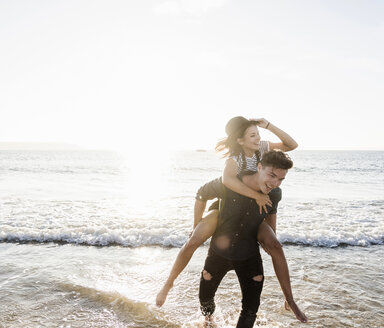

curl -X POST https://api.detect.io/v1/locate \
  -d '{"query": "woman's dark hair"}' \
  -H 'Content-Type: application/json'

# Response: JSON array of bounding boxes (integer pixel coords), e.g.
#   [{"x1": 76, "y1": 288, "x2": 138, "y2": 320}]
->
[
  {"x1": 260, "y1": 150, "x2": 293, "y2": 170},
  {"x1": 215, "y1": 120, "x2": 259, "y2": 157}
]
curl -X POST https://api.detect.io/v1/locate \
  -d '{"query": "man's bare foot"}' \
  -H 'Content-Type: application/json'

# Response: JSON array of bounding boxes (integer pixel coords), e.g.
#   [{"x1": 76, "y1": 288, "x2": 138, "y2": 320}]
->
[
  {"x1": 203, "y1": 315, "x2": 215, "y2": 328},
  {"x1": 156, "y1": 282, "x2": 173, "y2": 307},
  {"x1": 284, "y1": 299, "x2": 308, "y2": 323}
]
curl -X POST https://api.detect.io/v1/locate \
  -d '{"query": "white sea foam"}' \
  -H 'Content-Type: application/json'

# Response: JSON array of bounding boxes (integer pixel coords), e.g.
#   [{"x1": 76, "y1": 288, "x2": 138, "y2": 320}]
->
[{"x1": 1, "y1": 226, "x2": 383, "y2": 248}]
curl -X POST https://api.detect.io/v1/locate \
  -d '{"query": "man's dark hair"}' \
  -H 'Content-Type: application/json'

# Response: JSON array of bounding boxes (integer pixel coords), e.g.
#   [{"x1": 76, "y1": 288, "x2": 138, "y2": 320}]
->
[{"x1": 260, "y1": 150, "x2": 293, "y2": 170}]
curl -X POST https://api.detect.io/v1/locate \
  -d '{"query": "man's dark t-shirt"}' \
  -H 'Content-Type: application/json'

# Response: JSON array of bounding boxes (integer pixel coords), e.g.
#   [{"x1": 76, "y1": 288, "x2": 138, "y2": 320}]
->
[{"x1": 195, "y1": 177, "x2": 282, "y2": 261}]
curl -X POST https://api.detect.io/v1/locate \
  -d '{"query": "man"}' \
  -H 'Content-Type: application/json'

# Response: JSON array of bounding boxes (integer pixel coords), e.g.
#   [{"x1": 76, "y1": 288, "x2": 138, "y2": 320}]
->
[{"x1": 196, "y1": 150, "x2": 293, "y2": 328}]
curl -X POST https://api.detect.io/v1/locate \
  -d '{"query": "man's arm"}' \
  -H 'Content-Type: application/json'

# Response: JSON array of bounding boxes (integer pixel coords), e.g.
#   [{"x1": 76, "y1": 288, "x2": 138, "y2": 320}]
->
[
  {"x1": 263, "y1": 187, "x2": 281, "y2": 234},
  {"x1": 264, "y1": 214, "x2": 276, "y2": 234}
]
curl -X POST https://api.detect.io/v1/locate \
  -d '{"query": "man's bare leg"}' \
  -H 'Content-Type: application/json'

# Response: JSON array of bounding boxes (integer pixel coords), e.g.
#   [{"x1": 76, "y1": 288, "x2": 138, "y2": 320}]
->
[
  {"x1": 258, "y1": 222, "x2": 308, "y2": 323},
  {"x1": 156, "y1": 210, "x2": 218, "y2": 307}
]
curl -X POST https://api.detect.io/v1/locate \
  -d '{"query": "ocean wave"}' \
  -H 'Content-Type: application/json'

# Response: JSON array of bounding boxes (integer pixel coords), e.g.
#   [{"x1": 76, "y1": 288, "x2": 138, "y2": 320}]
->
[
  {"x1": 278, "y1": 234, "x2": 384, "y2": 247},
  {"x1": 1, "y1": 230, "x2": 383, "y2": 248},
  {"x1": 0, "y1": 230, "x2": 189, "y2": 248}
]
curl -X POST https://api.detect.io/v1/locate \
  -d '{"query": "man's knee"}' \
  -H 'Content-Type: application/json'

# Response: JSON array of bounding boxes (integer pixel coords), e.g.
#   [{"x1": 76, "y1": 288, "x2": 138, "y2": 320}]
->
[
  {"x1": 252, "y1": 274, "x2": 263, "y2": 282},
  {"x1": 202, "y1": 270, "x2": 212, "y2": 281}
]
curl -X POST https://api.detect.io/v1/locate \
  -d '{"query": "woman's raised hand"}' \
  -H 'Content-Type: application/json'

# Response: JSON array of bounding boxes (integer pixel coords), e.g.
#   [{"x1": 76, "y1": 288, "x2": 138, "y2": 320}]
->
[{"x1": 249, "y1": 118, "x2": 269, "y2": 129}]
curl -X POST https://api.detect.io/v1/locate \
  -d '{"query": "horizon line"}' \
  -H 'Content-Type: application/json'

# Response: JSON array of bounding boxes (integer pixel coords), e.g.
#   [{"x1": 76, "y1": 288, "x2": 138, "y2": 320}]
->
[{"x1": 0, "y1": 142, "x2": 383, "y2": 152}]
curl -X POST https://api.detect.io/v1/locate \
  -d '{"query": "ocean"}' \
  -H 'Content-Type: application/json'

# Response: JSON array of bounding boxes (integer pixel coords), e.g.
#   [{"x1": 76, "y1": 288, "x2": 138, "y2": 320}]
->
[{"x1": 0, "y1": 150, "x2": 383, "y2": 328}]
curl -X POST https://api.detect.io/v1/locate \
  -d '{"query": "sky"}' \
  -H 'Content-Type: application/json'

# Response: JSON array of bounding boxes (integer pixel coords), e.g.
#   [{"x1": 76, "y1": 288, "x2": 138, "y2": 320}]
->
[{"x1": 1, "y1": 0, "x2": 383, "y2": 151}]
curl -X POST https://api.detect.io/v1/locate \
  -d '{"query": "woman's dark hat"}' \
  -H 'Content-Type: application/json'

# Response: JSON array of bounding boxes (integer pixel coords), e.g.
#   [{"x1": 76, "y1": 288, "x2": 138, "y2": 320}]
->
[{"x1": 225, "y1": 116, "x2": 249, "y2": 136}]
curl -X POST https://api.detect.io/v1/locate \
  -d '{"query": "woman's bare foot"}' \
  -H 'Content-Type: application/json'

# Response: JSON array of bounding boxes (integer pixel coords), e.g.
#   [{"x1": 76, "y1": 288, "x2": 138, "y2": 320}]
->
[
  {"x1": 156, "y1": 282, "x2": 173, "y2": 307},
  {"x1": 284, "y1": 299, "x2": 308, "y2": 323}
]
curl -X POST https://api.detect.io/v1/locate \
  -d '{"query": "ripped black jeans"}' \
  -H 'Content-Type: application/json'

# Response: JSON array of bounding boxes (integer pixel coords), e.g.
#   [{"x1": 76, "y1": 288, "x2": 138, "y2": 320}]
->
[{"x1": 199, "y1": 248, "x2": 264, "y2": 328}]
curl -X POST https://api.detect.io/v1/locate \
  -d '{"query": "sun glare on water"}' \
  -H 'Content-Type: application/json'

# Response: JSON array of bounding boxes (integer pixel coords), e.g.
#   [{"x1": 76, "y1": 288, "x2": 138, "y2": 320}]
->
[{"x1": 118, "y1": 148, "x2": 173, "y2": 207}]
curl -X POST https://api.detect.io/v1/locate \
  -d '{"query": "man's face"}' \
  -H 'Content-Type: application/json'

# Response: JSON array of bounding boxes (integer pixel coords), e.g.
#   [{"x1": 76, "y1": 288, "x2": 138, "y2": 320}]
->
[{"x1": 257, "y1": 164, "x2": 288, "y2": 194}]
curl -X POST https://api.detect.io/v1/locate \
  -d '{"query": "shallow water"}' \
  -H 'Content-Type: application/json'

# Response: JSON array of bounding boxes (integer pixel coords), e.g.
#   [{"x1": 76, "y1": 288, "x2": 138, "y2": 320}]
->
[
  {"x1": 0, "y1": 150, "x2": 383, "y2": 327},
  {"x1": 0, "y1": 243, "x2": 383, "y2": 328}
]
